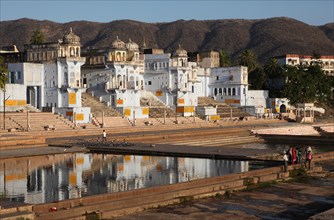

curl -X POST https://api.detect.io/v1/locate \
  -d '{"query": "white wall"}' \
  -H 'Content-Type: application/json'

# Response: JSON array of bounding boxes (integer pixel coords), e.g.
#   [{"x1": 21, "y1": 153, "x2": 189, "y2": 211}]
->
[
  {"x1": 53, "y1": 107, "x2": 91, "y2": 124},
  {"x1": 0, "y1": 84, "x2": 26, "y2": 110},
  {"x1": 247, "y1": 90, "x2": 269, "y2": 108}
]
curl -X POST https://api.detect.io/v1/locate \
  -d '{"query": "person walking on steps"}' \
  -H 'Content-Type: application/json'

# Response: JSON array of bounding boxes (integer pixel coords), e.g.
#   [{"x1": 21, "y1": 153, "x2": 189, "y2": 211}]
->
[{"x1": 102, "y1": 129, "x2": 107, "y2": 143}]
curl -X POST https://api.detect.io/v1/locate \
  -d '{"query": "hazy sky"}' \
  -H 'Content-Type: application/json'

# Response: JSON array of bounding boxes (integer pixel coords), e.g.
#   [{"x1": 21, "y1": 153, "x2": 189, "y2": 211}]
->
[{"x1": 0, "y1": 0, "x2": 333, "y2": 25}]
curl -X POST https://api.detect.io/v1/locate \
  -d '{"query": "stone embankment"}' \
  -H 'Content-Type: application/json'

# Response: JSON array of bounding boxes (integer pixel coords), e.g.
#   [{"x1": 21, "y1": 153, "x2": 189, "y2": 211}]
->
[
  {"x1": 251, "y1": 123, "x2": 334, "y2": 145},
  {"x1": 1, "y1": 151, "x2": 330, "y2": 220}
]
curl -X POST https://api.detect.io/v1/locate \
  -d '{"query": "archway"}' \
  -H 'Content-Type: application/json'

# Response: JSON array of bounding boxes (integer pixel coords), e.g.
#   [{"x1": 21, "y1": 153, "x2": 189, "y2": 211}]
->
[{"x1": 280, "y1": 104, "x2": 287, "y2": 113}]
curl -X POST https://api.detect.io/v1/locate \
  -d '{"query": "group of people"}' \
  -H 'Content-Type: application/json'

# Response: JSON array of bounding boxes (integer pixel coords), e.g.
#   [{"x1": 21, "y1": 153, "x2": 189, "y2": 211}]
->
[{"x1": 283, "y1": 145, "x2": 313, "y2": 171}]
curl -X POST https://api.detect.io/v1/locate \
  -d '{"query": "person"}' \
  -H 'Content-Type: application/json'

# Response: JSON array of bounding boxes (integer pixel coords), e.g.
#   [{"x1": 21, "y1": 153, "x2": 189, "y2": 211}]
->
[
  {"x1": 297, "y1": 147, "x2": 302, "y2": 164},
  {"x1": 304, "y1": 150, "x2": 313, "y2": 170},
  {"x1": 307, "y1": 145, "x2": 313, "y2": 153},
  {"x1": 283, "y1": 151, "x2": 289, "y2": 172},
  {"x1": 102, "y1": 129, "x2": 107, "y2": 143},
  {"x1": 288, "y1": 146, "x2": 293, "y2": 165},
  {"x1": 291, "y1": 146, "x2": 297, "y2": 165}
]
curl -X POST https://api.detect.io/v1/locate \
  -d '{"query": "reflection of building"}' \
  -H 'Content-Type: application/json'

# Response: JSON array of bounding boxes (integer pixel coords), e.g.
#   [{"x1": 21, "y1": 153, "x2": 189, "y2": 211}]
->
[
  {"x1": 0, "y1": 154, "x2": 92, "y2": 204},
  {"x1": 0, "y1": 153, "x2": 250, "y2": 204}
]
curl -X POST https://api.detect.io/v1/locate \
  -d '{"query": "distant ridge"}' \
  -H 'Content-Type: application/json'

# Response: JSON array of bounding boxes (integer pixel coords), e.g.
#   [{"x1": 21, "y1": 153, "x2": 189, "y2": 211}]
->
[{"x1": 1, "y1": 17, "x2": 333, "y2": 62}]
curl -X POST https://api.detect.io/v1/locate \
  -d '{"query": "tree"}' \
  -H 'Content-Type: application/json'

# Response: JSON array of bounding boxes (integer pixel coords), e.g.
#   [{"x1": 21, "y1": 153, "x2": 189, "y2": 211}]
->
[
  {"x1": 0, "y1": 57, "x2": 8, "y2": 90},
  {"x1": 263, "y1": 58, "x2": 285, "y2": 98},
  {"x1": 237, "y1": 49, "x2": 257, "y2": 72},
  {"x1": 219, "y1": 50, "x2": 232, "y2": 67},
  {"x1": 30, "y1": 29, "x2": 45, "y2": 44},
  {"x1": 249, "y1": 67, "x2": 266, "y2": 90},
  {"x1": 264, "y1": 58, "x2": 283, "y2": 78},
  {"x1": 311, "y1": 51, "x2": 322, "y2": 66},
  {"x1": 283, "y1": 65, "x2": 334, "y2": 106}
]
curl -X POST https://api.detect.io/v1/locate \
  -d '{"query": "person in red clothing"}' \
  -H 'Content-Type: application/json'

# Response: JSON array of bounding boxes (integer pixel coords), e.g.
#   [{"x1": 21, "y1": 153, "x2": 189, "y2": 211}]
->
[
  {"x1": 291, "y1": 146, "x2": 297, "y2": 165},
  {"x1": 304, "y1": 150, "x2": 313, "y2": 170}
]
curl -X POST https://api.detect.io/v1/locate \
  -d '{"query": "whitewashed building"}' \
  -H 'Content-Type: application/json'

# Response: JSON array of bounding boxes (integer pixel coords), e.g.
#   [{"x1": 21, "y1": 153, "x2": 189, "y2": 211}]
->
[
  {"x1": 82, "y1": 37, "x2": 148, "y2": 119},
  {"x1": 276, "y1": 54, "x2": 334, "y2": 76},
  {"x1": 2, "y1": 29, "x2": 90, "y2": 124},
  {"x1": 144, "y1": 46, "x2": 199, "y2": 116}
]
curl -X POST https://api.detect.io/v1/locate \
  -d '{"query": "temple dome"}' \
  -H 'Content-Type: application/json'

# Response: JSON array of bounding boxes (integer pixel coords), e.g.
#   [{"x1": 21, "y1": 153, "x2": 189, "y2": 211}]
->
[
  {"x1": 62, "y1": 28, "x2": 80, "y2": 44},
  {"x1": 112, "y1": 36, "x2": 126, "y2": 49},
  {"x1": 173, "y1": 45, "x2": 187, "y2": 57},
  {"x1": 125, "y1": 38, "x2": 139, "y2": 51}
]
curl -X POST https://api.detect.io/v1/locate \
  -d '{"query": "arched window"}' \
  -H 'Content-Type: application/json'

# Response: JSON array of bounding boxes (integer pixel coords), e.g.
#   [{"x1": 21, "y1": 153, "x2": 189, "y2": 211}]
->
[
  {"x1": 116, "y1": 52, "x2": 121, "y2": 61},
  {"x1": 232, "y1": 88, "x2": 236, "y2": 96},
  {"x1": 223, "y1": 88, "x2": 226, "y2": 96},
  {"x1": 228, "y1": 88, "x2": 231, "y2": 96},
  {"x1": 76, "y1": 47, "x2": 79, "y2": 56},
  {"x1": 214, "y1": 88, "x2": 217, "y2": 96},
  {"x1": 219, "y1": 88, "x2": 222, "y2": 95},
  {"x1": 117, "y1": 75, "x2": 122, "y2": 87}
]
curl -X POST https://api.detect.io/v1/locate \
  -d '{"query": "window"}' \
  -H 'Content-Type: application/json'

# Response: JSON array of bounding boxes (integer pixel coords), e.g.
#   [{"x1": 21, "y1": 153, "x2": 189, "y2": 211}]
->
[
  {"x1": 148, "y1": 81, "x2": 152, "y2": 85},
  {"x1": 17, "y1": 71, "x2": 21, "y2": 80},
  {"x1": 232, "y1": 88, "x2": 236, "y2": 96},
  {"x1": 216, "y1": 76, "x2": 219, "y2": 80}
]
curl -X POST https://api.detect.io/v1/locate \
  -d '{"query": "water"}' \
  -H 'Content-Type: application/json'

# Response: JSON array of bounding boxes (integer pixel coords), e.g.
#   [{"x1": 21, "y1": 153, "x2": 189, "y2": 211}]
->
[{"x1": 0, "y1": 153, "x2": 272, "y2": 205}]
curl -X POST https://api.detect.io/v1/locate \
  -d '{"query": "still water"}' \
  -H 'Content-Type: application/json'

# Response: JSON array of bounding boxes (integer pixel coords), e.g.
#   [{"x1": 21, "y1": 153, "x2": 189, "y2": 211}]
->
[{"x1": 0, "y1": 153, "x2": 272, "y2": 204}]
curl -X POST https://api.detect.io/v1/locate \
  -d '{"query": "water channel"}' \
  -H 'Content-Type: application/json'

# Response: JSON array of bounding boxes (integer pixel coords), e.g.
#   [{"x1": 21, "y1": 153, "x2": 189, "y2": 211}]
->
[{"x1": 0, "y1": 153, "x2": 276, "y2": 205}]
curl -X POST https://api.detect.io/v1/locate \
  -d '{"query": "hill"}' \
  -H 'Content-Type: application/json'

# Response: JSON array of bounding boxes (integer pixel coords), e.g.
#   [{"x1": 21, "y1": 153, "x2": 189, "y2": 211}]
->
[{"x1": 1, "y1": 17, "x2": 333, "y2": 63}]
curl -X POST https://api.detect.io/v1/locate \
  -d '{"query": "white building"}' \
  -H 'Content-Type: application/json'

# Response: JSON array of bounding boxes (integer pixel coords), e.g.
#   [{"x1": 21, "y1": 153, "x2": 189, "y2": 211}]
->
[
  {"x1": 276, "y1": 54, "x2": 334, "y2": 76},
  {"x1": 143, "y1": 46, "x2": 199, "y2": 116},
  {"x1": 83, "y1": 44, "x2": 269, "y2": 118},
  {"x1": 1, "y1": 29, "x2": 90, "y2": 124},
  {"x1": 82, "y1": 37, "x2": 148, "y2": 119}
]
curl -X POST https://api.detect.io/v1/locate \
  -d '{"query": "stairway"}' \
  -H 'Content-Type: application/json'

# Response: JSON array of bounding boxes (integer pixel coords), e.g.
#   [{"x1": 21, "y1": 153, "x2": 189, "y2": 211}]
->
[
  {"x1": 82, "y1": 92, "x2": 120, "y2": 117},
  {"x1": 197, "y1": 97, "x2": 251, "y2": 118},
  {"x1": 140, "y1": 91, "x2": 179, "y2": 118},
  {"x1": 0, "y1": 203, "x2": 34, "y2": 220}
]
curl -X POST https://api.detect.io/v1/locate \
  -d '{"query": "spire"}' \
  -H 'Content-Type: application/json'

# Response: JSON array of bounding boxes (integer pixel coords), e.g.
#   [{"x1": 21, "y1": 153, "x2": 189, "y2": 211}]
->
[
  {"x1": 142, "y1": 36, "x2": 147, "y2": 49},
  {"x1": 70, "y1": 27, "x2": 73, "y2": 33}
]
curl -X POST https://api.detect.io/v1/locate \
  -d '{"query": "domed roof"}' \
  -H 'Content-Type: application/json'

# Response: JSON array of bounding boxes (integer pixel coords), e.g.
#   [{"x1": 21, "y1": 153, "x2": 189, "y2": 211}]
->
[
  {"x1": 62, "y1": 28, "x2": 80, "y2": 44},
  {"x1": 112, "y1": 36, "x2": 126, "y2": 49},
  {"x1": 173, "y1": 45, "x2": 187, "y2": 57},
  {"x1": 125, "y1": 38, "x2": 139, "y2": 51}
]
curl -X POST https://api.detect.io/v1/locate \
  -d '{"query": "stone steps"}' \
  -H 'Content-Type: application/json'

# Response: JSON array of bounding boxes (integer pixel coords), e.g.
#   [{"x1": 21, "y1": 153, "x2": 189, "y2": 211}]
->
[
  {"x1": 82, "y1": 92, "x2": 120, "y2": 117},
  {"x1": 0, "y1": 204, "x2": 33, "y2": 220},
  {"x1": 1, "y1": 112, "x2": 76, "y2": 132}
]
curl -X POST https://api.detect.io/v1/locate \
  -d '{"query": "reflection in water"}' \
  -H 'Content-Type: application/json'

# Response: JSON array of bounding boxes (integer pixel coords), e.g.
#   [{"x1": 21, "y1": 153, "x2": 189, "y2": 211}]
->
[{"x1": 1, "y1": 153, "x2": 264, "y2": 204}]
